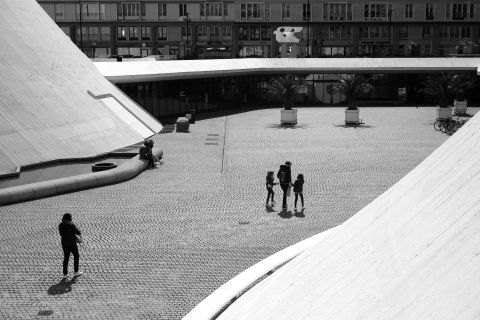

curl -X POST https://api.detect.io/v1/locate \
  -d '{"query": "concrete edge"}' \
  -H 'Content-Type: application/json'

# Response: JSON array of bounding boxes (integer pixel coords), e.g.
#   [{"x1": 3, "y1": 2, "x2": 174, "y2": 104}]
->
[
  {"x1": 182, "y1": 226, "x2": 339, "y2": 320},
  {"x1": 0, "y1": 148, "x2": 163, "y2": 206}
]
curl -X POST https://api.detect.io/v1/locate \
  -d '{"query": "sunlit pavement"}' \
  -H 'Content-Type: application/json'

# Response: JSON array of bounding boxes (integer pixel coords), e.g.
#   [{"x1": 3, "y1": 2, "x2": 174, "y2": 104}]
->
[{"x1": 1, "y1": 106, "x2": 475, "y2": 319}]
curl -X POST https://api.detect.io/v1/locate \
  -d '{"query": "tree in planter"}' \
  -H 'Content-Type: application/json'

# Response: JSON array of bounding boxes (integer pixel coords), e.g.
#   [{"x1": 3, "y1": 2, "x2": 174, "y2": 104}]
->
[
  {"x1": 266, "y1": 74, "x2": 306, "y2": 110},
  {"x1": 327, "y1": 74, "x2": 373, "y2": 110},
  {"x1": 420, "y1": 73, "x2": 474, "y2": 108}
]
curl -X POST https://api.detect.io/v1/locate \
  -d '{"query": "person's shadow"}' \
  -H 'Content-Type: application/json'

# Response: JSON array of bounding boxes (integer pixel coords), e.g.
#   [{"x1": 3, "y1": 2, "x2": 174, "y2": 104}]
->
[
  {"x1": 47, "y1": 277, "x2": 78, "y2": 295},
  {"x1": 278, "y1": 209, "x2": 293, "y2": 219}
]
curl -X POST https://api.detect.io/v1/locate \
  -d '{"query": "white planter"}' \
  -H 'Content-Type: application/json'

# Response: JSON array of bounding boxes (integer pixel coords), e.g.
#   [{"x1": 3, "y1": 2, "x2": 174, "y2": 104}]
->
[
  {"x1": 453, "y1": 100, "x2": 467, "y2": 115},
  {"x1": 281, "y1": 108, "x2": 297, "y2": 124},
  {"x1": 345, "y1": 109, "x2": 360, "y2": 124},
  {"x1": 436, "y1": 106, "x2": 452, "y2": 120}
]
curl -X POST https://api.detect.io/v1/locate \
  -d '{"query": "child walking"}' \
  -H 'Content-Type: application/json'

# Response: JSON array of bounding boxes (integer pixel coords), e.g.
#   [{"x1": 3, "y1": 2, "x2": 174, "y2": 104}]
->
[
  {"x1": 293, "y1": 174, "x2": 305, "y2": 210},
  {"x1": 265, "y1": 171, "x2": 277, "y2": 206}
]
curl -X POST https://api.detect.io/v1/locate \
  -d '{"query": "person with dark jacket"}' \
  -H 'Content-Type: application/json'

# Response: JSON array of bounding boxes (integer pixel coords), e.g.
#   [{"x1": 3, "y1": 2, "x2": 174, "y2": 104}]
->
[
  {"x1": 139, "y1": 139, "x2": 155, "y2": 169},
  {"x1": 59, "y1": 213, "x2": 83, "y2": 279},
  {"x1": 293, "y1": 174, "x2": 305, "y2": 210},
  {"x1": 277, "y1": 161, "x2": 292, "y2": 209}
]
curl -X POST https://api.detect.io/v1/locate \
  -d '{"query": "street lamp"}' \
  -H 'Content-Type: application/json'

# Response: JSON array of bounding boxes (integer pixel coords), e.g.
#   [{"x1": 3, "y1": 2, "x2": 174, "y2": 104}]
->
[
  {"x1": 79, "y1": 0, "x2": 83, "y2": 52},
  {"x1": 306, "y1": 0, "x2": 311, "y2": 57},
  {"x1": 388, "y1": 8, "x2": 394, "y2": 56},
  {"x1": 184, "y1": 11, "x2": 190, "y2": 58}
]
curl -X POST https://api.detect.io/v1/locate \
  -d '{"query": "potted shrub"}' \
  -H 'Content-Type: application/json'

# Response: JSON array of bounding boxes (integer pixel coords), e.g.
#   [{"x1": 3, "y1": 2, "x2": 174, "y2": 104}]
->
[
  {"x1": 453, "y1": 90, "x2": 467, "y2": 115},
  {"x1": 327, "y1": 74, "x2": 373, "y2": 125},
  {"x1": 266, "y1": 74, "x2": 305, "y2": 125},
  {"x1": 420, "y1": 73, "x2": 473, "y2": 121}
]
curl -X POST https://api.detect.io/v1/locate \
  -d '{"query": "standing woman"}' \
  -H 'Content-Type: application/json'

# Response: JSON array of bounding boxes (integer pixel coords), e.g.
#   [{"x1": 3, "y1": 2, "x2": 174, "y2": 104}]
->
[
  {"x1": 59, "y1": 213, "x2": 83, "y2": 280},
  {"x1": 277, "y1": 161, "x2": 293, "y2": 210}
]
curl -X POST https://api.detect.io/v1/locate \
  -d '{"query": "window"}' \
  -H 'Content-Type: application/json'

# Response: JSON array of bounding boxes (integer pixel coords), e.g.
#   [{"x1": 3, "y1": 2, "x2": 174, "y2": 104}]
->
[
  {"x1": 261, "y1": 26, "x2": 271, "y2": 40},
  {"x1": 118, "y1": 2, "x2": 142, "y2": 20},
  {"x1": 117, "y1": 27, "x2": 127, "y2": 40},
  {"x1": 404, "y1": 4, "x2": 413, "y2": 19},
  {"x1": 303, "y1": 2, "x2": 311, "y2": 21},
  {"x1": 282, "y1": 3, "x2": 290, "y2": 20},
  {"x1": 181, "y1": 26, "x2": 192, "y2": 37},
  {"x1": 211, "y1": 25, "x2": 221, "y2": 37},
  {"x1": 461, "y1": 26, "x2": 471, "y2": 38},
  {"x1": 88, "y1": 26, "x2": 100, "y2": 41},
  {"x1": 129, "y1": 26, "x2": 139, "y2": 40},
  {"x1": 239, "y1": 26, "x2": 249, "y2": 40},
  {"x1": 323, "y1": 3, "x2": 352, "y2": 21},
  {"x1": 222, "y1": 26, "x2": 232, "y2": 37},
  {"x1": 203, "y1": 2, "x2": 224, "y2": 17},
  {"x1": 399, "y1": 26, "x2": 408, "y2": 39},
  {"x1": 364, "y1": 3, "x2": 391, "y2": 20},
  {"x1": 179, "y1": 3, "x2": 188, "y2": 17},
  {"x1": 158, "y1": 3, "x2": 167, "y2": 17},
  {"x1": 422, "y1": 26, "x2": 432, "y2": 39},
  {"x1": 439, "y1": 26, "x2": 449, "y2": 38},
  {"x1": 198, "y1": 26, "x2": 207, "y2": 37},
  {"x1": 99, "y1": 4, "x2": 105, "y2": 20},
  {"x1": 358, "y1": 25, "x2": 389, "y2": 39},
  {"x1": 100, "y1": 27, "x2": 110, "y2": 41},
  {"x1": 141, "y1": 27, "x2": 151, "y2": 41},
  {"x1": 250, "y1": 26, "x2": 260, "y2": 40},
  {"x1": 329, "y1": 26, "x2": 341, "y2": 40},
  {"x1": 76, "y1": 2, "x2": 101, "y2": 20},
  {"x1": 450, "y1": 26, "x2": 460, "y2": 38},
  {"x1": 157, "y1": 26, "x2": 167, "y2": 40},
  {"x1": 425, "y1": 3, "x2": 434, "y2": 20},
  {"x1": 240, "y1": 2, "x2": 270, "y2": 20},
  {"x1": 448, "y1": 2, "x2": 475, "y2": 20},
  {"x1": 54, "y1": 4, "x2": 64, "y2": 21}
]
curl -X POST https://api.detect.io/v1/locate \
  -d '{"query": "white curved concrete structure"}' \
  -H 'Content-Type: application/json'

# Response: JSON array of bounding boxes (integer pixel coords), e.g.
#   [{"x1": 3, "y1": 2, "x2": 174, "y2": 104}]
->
[
  {"x1": 0, "y1": 1, "x2": 162, "y2": 175},
  {"x1": 95, "y1": 57, "x2": 480, "y2": 83},
  {"x1": 214, "y1": 109, "x2": 480, "y2": 319}
]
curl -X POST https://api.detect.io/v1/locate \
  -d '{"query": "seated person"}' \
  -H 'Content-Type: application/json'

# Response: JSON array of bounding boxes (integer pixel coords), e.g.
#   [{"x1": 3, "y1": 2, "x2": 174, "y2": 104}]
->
[{"x1": 139, "y1": 140, "x2": 155, "y2": 168}]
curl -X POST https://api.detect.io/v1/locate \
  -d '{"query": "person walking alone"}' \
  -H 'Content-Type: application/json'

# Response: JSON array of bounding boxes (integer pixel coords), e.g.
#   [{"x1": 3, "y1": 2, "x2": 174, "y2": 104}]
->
[
  {"x1": 277, "y1": 161, "x2": 292, "y2": 210},
  {"x1": 59, "y1": 213, "x2": 83, "y2": 280}
]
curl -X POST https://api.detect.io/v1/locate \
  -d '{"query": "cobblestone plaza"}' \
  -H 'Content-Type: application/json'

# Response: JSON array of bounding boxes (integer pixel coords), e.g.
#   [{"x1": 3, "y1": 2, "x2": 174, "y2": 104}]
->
[{"x1": 0, "y1": 106, "x2": 471, "y2": 319}]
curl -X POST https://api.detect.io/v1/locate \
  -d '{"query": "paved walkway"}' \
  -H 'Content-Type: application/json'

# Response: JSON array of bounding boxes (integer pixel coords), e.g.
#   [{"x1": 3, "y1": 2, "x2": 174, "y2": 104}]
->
[{"x1": 0, "y1": 107, "x2": 475, "y2": 319}]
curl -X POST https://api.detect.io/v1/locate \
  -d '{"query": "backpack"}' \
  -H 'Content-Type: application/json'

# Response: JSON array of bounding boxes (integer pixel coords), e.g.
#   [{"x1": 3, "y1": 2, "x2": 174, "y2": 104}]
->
[{"x1": 277, "y1": 168, "x2": 286, "y2": 183}]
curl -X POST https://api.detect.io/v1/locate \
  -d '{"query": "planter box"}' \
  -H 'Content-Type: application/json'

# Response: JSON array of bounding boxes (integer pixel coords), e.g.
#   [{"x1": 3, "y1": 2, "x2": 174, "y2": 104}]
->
[
  {"x1": 345, "y1": 109, "x2": 360, "y2": 124},
  {"x1": 453, "y1": 100, "x2": 467, "y2": 115},
  {"x1": 436, "y1": 106, "x2": 452, "y2": 120},
  {"x1": 281, "y1": 108, "x2": 297, "y2": 124}
]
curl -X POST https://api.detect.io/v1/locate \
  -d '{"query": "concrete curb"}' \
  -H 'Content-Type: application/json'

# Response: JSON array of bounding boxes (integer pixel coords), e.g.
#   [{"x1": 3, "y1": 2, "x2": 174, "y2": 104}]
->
[
  {"x1": 182, "y1": 226, "x2": 339, "y2": 320},
  {"x1": 0, "y1": 148, "x2": 163, "y2": 206}
]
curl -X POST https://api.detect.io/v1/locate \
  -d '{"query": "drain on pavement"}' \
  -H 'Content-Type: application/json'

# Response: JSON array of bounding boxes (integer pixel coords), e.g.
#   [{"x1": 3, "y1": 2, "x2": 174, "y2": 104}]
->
[
  {"x1": 205, "y1": 133, "x2": 220, "y2": 145},
  {"x1": 38, "y1": 310, "x2": 53, "y2": 316}
]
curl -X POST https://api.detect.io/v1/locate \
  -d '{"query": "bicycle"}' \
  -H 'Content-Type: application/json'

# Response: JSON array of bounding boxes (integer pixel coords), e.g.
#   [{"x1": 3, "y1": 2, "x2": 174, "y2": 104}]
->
[{"x1": 433, "y1": 116, "x2": 468, "y2": 135}]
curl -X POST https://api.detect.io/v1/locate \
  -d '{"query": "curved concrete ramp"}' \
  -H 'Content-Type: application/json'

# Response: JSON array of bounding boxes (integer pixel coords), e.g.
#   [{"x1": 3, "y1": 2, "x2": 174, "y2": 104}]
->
[
  {"x1": 0, "y1": 1, "x2": 162, "y2": 175},
  {"x1": 217, "y1": 112, "x2": 480, "y2": 319}
]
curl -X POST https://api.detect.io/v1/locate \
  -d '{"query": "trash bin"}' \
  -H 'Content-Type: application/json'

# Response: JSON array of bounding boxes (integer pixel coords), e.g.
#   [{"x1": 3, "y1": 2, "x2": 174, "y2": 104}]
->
[
  {"x1": 116, "y1": 56, "x2": 123, "y2": 62},
  {"x1": 188, "y1": 109, "x2": 196, "y2": 124},
  {"x1": 176, "y1": 117, "x2": 190, "y2": 132}
]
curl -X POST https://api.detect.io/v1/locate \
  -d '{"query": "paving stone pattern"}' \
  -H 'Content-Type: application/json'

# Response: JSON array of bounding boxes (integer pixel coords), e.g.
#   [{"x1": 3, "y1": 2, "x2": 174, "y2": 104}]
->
[{"x1": 0, "y1": 107, "x2": 473, "y2": 319}]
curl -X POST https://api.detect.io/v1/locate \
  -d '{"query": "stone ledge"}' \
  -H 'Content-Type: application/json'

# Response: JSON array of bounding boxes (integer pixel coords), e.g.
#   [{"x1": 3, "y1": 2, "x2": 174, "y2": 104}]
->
[{"x1": 0, "y1": 148, "x2": 163, "y2": 206}]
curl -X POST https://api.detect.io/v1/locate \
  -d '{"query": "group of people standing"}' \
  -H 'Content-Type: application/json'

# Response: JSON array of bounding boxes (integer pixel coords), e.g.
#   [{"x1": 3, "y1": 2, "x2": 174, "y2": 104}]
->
[{"x1": 266, "y1": 161, "x2": 305, "y2": 211}]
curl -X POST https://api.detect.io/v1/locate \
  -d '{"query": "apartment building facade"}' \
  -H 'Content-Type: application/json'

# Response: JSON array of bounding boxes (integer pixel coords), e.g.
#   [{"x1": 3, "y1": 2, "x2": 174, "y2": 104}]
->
[{"x1": 38, "y1": 0, "x2": 480, "y2": 59}]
